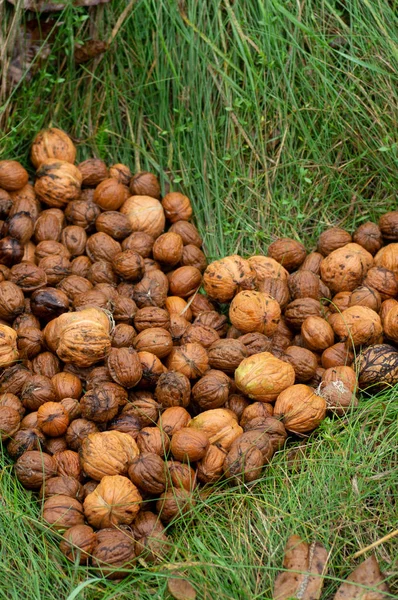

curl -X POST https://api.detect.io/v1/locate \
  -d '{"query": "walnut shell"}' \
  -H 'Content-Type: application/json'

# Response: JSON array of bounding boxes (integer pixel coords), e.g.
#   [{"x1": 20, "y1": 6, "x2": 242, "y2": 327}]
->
[
  {"x1": 65, "y1": 418, "x2": 99, "y2": 451},
  {"x1": 320, "y1": 243, "x2": 373, "y2": 293},
  {"x1": 130, "y1": 172, "x2": 160, "y2": 199},
  {"x1": 152, "y1": 232, "x2": 184, "y2": 266},
  {"x1": 80, "y1": 431, "x2": 140, "y2": 481},
  {"x1": 133, "y1": 270, "x2": 169, "y2": 308},
  {"x1": 0, "y1": 160, "x2": 29, "y2": 191},
  {"x1": 136, "y1": 426, "x2": 170, "y2": 456},
  {"x1": 274, "y1": 384, "x2": 326, "y2": 433},
  {"x1": 235, "y1": 352, "x2": 295, "y2": 402},
  {"x1": 317, "y1": 227, "x2": 352, "y2": 256},
  {"x1": 60, "y1": 524, "x2": 97, "y2": 564},
  {"x1": 42, "y1": 494, "x2": 85, "y2": 531},
  {"x1": 363, "y1": 267, "x2": 398, "y2": 300},
  {"x1": 229, "y1": 290, "x2": 281, "y2": 336},
  {"x1": 357, "y1": 344, "x2": 398, "y2": 390},
  {"x1": 181, "y1": 245, "x2": 207, "y2": 272},
  {"x1": 268, "y1": 238, "x2": 307, "y2": 271},
  {"x1": 78, "y1": 158, "x2": 108, "y2": 187},
  {"x1": 84, "y1": 475, "x2": 142, "y2": 528},
  {"x1": 181, "y1": 323, "x2": 219, "y2": 348},
  {"x1": 37, "y1": 402, "x2": 69, "y2": 437},
  {"x1": 319, "y1": 381, "x2": 358, "y2": 415},
  {"x1": 161, "y1": 192, "x2": 192, "y2": 222},
  {"x1": 156, "y1": 489, "x2": 194, "y2": 523},
  {"x1": 120, "y1": 195, "x2": 165, "y2": 238},
  {"x1": 203, "y1": 255, "x2": 256, "y2": 303},
  {"x1": 157, "y1": 407, "x2": 191, "y2": 436},
  {"x1": 188, "y1": 408, "x2": 243, "y2": 451},
  {"x1": 192, "y1": 371, "x2": 230, "y2": 410},
  {"x1": 65, "y1": 199, "x2": 101, "y2": 230},
  {"x1": 353, "y1": 222, "x2": 382, "y2": 255},
  {"x1": 257, "y1": 277, "x2": 290, "y2": 308},
  {"x1": 35, "y1": 160, "x2": 82, "y2": 208},
  {"x1": 133, "y1": 327, "x2": 173, "y2": 358},
  {"x1": 31, "y1": 128, "x2": 76, "y2": 169},
  {"x1": 321, "y1": 342, "x2": 354, "y2": 369},
  {"x1": 207, "y1": 339, "x2": 247, "y2": 373},
  {"x1": 40, "y1": 476, "x2": 85, "y2": 502},
  {"x1": 283, "y1": 346, "x2": 318, "y2": 382},
  {"x1": 167, "y1": 461, "x2": 196, "y2": 491},
  {"x1": 166, "y1": 343, "x2": 209, "y2": 378},
  {"x1": 301, "y1": 316, "x2": 334, "y2": 351},
  {"x1": 15, "y1": 450, "x2": 57, "y2": 489},
  {"x1": 223, "y1": 437, "x2": 264, "y2": 483},
  {"x1": 110, "y1": 164, "x2": 132, "y2": 186},
  {"x1": 155, "y1": 371, "x2": 191, "y2": 408},
  {"x1": 169, "y1": 266, "x2": 202, "y2": 298},
  {"x1": 197, "y1": 445, "x2": 226, "y2": 483},
  {"x1": 169, "y1": 220, "x2": 202, "y2": 247},
  {"x1": 331, "y1": 306, "x2": 382, "y2": 347},
  {"x1": 92, "y1": 528, "x2": 136, "y2": 579},
  {"x1": 128, "y1": 453, "x2": 166, "y2": 494}
]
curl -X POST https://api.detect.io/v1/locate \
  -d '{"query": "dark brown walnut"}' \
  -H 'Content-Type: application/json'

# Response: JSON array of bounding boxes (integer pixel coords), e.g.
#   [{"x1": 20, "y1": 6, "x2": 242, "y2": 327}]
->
[
  {"x1": 181, "y1": 323, "x2": 219, "y2": 348},
  {"x1": 353, "y1": 221, "x2": 383, "y2": 255},
  {"x1": 3, "y1": 211, "x2": 34, "y2": 244},
  {"x1": 0, "y1": 188, "x2": 13, "y2": 219},
  {"x1": 83, "y1": 481, "x2": 98, "y2": 497},
  {"x1": 54, "y1": 450, "x2": 82, "y2": 480},
  {"x1": 37, "y1": 402, "x2": 69, "y2": 437},
  {"x1": 20, "y1": 412, "x2": 39, "y2": 430},
  {"x1": 30, "y1": 287, "x2": 70, "y2": 320},
  {"x1": 71, "y1": 256, "x2": 92, "y2": 277},
  {"x1": 21, "y1": 375, "x2": 56, "y2": 411},
  {"x1": 329, "y1": 291, "x2": 352, "y2": 313},
  {"x1": 239, "y1": 332, "x2": 272, "y2": 356},
  {"x1": 283, "y1": 346, "x2": 318, "y2": 382},
  {"x1": 60, "y1": 225, "x2": 87, "y2": 257},
  {"x1": 15, "y1": 450, "x2": 57, "y2": 489},
  {"x1": 108, "y1": 164, "x2": 131, "y2": 185},
  {"x1": 169, "y1": 220, "x2": 202, "y2": 247},
  {"x1": 167, "y1": 461, "x2": 196, "y2": 491},
  {"x1": 207, "y1": 339, "x2": 248, "y2": 374},
  {"x1": 78, "y1": 158, "x2": 108, "y2": 187},
  {"x1": 133, "y1": 270, "x2": 169, "y2": 308},
  {"x1": 9, "y1": 189, "x2": 39, "y2": 223},
  {"x1": 133, "y1": 328, "x2": 173, "y2": 358},
  {"x1": 186, "y1": 293, "x2": 215, "y2": 318},
  {"x1": 80, "y1": 385, "x2": 120, "y2": 423},
  {"x1": 45, "y1": 437, "x2": 68, "y2": 455},
  {"x1": 161, "y1": 192, "x2": 192, "y2": 222},
  {"x1": 0, "y1": 405, "x2": 20, "y2": 441},
  {"x1": 0, "y1": 160, "x2": 29, "y2": 191},
  {"x1": 0, "y1": 237, "x2": 24, "y2": 267},
  {"x1": 35, "y1": 240, "x2": 71, "y2": 261},
  {"x1": 170, "y1": 427, "x2": 209, "y2": 462},
  {"x1": 108, "y1": 413, "x2": 142, "y2": 439},
  {"x1": 122, "y1": 231, "x2": 154, "y2": 257},
  {"x1": 73, "y1": 289, "x2": 111, "y2": 312},
  {"x1": 32, "y1": 352, "x2": 61, "y2": 378},
  {"x1": 34, "y1": 159, "x2": 82, "y2": 208},
  {"x1": 86, "y1": 232, "x2": 121, "y2": 263},
  {"x1": 357, "y1": 343, "x2": 398, "y2": 390},
  {"x1": 112, "y1": 295, "x2": 138, "y2": 325},
  {"x1": 0, "y1": 393, "x2": 24, "y2": 417},
  {"x1": 155, "y1": 371, "x2": 191, "y2": 408},
  {"x1": 134, "y1": 307, "x2": 170, "y2": 332},
  {"x1": 136, "y1": 426, "x2": 170, "y2": 456},
  {"x1": 236, "y1": 430, "x2": 274, "y2": 462},
  {"x1": 65, "y1": 199, "x2": 101, "y2": 230},
  {"x1": 128, "y1": 452, "x2": 166, "y2": 494},
  {"x1": 166, "y1": 343, "x2": 209, "y2": 379},
  {"x1": 9, "y1": 263, "x2": 47, "y2": 292},
  {"x1": 192, "y1": 311, "x2": 227, "y2": 337},
  {"x1": 42, "y1": 494, "x2": 84, "y2": 531},
  {"x1": 223, "y1": 438, "x2": 265, "y2": 483},
  {"x1": 65, "y1": 419, "x2": 99, "y2": 451},
  {"x1": 196, "y1": 445, "x2": 226, "y2": 484},
  {"x1": 152, "y1": 232, "x2": 184, "y2": 266},
  {"x1": 240, "y1": 402, "x2": 274, "y2": 428},
  {"x1": 245, "y1": 417, "x2": 287, "y2": 452},
  {"x1": 157, "y1": 407, "x2": 191, "y2": 436},
  {"x1": 107, "y1": 347, "x2": 142, "y2": 388},
  {"x1": 95, "y1": 211, "x2": 132, "y2": 241},
  {"x1": 38, "y1": 255, "x2": 71, "y2": 286},
  {"x1": 349, "y1": 285, "x2": 381, "y2": 312},
  {"x1": 92, "y1": 528, "x2": 136, "y2": 579},
  {"x1": 284, "y1": 298, "x2": 323, "y2": 330},
  {"x1": 111, "y1": 324, "x2": 137, "y2": 348},
  {"x1": 257, "y1": 277, "x2": 290, "y2": 308},
  {"x1": 13, "y1": 313, "x2": 40, "y2": 332},
  {"x1": 379, "y1": 210, "x2": 398, "y2": 241},
  {"x1": 363, "y1": 266, "x2": 398, "y2": 300},
  {"x1": 60, "y1": 524, "x2": 97, "y2": 565},
  {"x1": 300, "y1": 252, "x2": 323, "y2": 274},
  {"x1": 40, "y1": 476, "x2": 85, "y2": 502},
  {"x1": 123, "y1": 392, "x2": 160, "y2": 426},
  {"x1": 268, "y1": 238, "x2": 306, "y2": 271},
  {"x1": 130, "y1": 171, "x2": 160, "y2": 199},
  {"x1": 134, "y1": 528, "x2": 170, "y2": 564},
  {"x1": 288, "y1": 270, "x2": 324, "y2": 301},
  {"x1": 0, "y1": 364, "x2": 31, "y2": 395},
  {"x1": 112, "y1": 249, "x2": 145, "y2": 281},
  {"x1": 169, "y1": 266, "x2": 202, "y2": 298},
  {"x1": 192, "y1": 370, "x2": 230, "y2": 410},
  {"x1": 93, "y1": 178, "x2": 127, "y2": 211},
  {"x1": 60, "y1": 398, "x2": 81, "y2": 420},
  {"x1": 301, "y1": 316, "x2": 335, "y2": 351},
  {"x1": 317, "y1": 227, "x2": 352, "y2": 256},
  {"x1": 0, "y1": 281, "x2": 25, "y2": 320},
  {"x1": 181, "y1": 244, "x2": 207, "y2": 272},
  {"x1": 17, "y1": 327, "x2": 43, "y2": 359},
  {"x1": 156, "y1": 488, "x2": 194, "y2": 523},
  {"x1": 87, "y1": 261, "x2": 117, "y2": 286},
  {"x1": 321, "y1": 342, "x2": 354, "y2": 369},
  {"x1": 144, "y1": 259, "x2": 161, "y2": 273},
  {"x1": 225, "y1": 394, "x2": 250, "y2": 420},
  {"x1": 169, "y1": 315, "x2": 190, "y2": 345},
  {"x1": 33, "y1": 209, "x2": 63, "y2": 242},
  {"x1": 51, "y1": 372, "x2": 82, "y2": 401}
]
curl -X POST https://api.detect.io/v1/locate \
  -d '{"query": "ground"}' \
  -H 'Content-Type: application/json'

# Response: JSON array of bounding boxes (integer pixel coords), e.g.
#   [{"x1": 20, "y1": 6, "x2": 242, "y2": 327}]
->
[{"x1": 0, "y1": 1, "x2": 397, "y2": 598}]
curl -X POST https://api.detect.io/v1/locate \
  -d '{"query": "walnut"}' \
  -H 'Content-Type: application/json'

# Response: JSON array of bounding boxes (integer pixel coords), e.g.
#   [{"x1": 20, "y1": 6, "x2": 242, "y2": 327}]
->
[
  {"x1": 207, "y1": 339, "x2": 247, "y2": 373},
  {"x1": 267, "y1": 238, "x2": 307, "y2": 271},
  {"x1": 128, "y1": 453, "x2": 166, "y2": 494},
  {"x1": 84, "y1": 475, "x2": 142, "y2": 528},
  {"x1": 155, "y1": 371, "x2": 191, "y2": 408}
]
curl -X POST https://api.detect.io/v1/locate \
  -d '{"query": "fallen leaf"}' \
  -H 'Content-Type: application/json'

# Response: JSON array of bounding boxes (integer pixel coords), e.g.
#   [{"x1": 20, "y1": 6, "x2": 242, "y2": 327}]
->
[
  {"x1": 74, "y1": 40, "x2": 108, "y2": 64},
  {"x1": 273, "y1": 535, "x2": 328, "y2": 600},
  {"x1": 333, "y1": 555, "x2": 390, "y2": 599},
  {"x1": 7, "y1": 0, "x2": 111, "y2": 11},
  {"x1": 167, "y1": 575, "x2": 196, "y2": 600}
]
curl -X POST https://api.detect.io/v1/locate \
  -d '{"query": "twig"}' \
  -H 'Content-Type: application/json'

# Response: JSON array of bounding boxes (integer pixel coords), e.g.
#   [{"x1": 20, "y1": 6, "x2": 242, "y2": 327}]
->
[{"x1": 352, "y1": 529, "x2": 398, "y2": 559}]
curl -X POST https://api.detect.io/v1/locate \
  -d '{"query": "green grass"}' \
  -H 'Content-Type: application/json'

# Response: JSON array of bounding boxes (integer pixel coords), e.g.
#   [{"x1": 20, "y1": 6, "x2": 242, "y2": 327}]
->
[{"x1": 1, "y1": 0, "x2": 398, "y2": 598}]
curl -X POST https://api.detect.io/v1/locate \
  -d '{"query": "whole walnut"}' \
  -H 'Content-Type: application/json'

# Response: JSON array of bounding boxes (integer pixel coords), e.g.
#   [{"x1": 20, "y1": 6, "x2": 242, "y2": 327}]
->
[
  {"x1": 240, "y1": 402, "x2": 274, "y2": 428},
  {"x1": 112, "y1": 249, "x2": 145, "y2": 281},
  {"x1": 382, "y1": 302, "x2": 398, "y2": 343},
  {"x1": 38, "y1": 255, "x2": 71, "y2": 286},
  {"x1": 248, "y1": 255, "x2": 289, "y2": 282},
  {"x1": 60, "y1": 226, "x2": 87, "y2": 257},
  {"x1": 110, "y1": 163, "x2": 132, "y2": 185},
  {"x1": 257, "y1": 277, "x2": 290, "y2": 308},
  {"x1": 156, "y1": 488, "x2": 194, "y2": 523},
  {"x1": 60, "y1": 398, "x2": 81, "y2": 420},
  {"x1": 353, "y1": 222, "x2": 383, "y2": 255},
  {"x1": 130, "y1": 172, "x2": 160, "y2": 199},
  {"x1": 192, "y1": 370, "x2": 230, "y2": 410},
  {"x1": 128, "y1": 453, "x2": 166, "y2": 494},
  {"x1": 363, "y1": 267, "x2": 398, "y2": 300},
  {"x1": 133, "y1": 328, "x2": 173, "y2": 358},
  {"x1": 239, "y1": 332, "x2": 272, "y2": 356},
  {"x1": 0, "y1": 323, "x2": 19, "y2": 367},
  {"x1": 181, "y1": 323, "x2": 219, "y2": 348},
  {"x1": 224, "y1": 394, "x2": 250, "y2": 420},
  {"x1": 300, "y1": 252, "x2": 323, "y2": 275},
  {"x1": 317, "y1": 227, "x2": 352, "y2": 256},
  {"x1": 21, "y1": 375, "x2": 56, "y2": 411},
  {"x1": 80, "y1": 384, "x2": 121, "y2": 423},
  {"x1": 138, "y1": 351, "x2": 167, "y2": 387},
  {"x1": 133, "y1": 270, "x2": 169, "y2": 308},
  {"x1": 134, "y1": 307, "x2": 170, "y2": 332},
  {"x1": 167, "y1": 461, "x2": 197, "y2": 491},
  {"x1": 86, "y1": 232, "x2": 121, "y2": 263},
  {"x1": 157, "y1": 407, "x2": 191, "y2": 436},
  {"x1": 331, "y1": 306, "x2": 382, "y2": 347},
  {"x1": 181, "y1": 245, "x2": 207, "y2": 272},
  {"x1": 0, "y1": 160, "x2": 29, "y2": 191},
  {"x1": 122, "y1": 231, "x2": 154, "y2": 256},
  {"x1": 288, "y1": 270, "x2": 325, "y2": 301},
  {"x1": 320, "y1": 243, "x2": 373, "y2": 293},
  {"x1": 194, "y1": 311, "x2": 228, "y2": 336},
  {"x1": 136, "y1": 426, "x2": 170, "y2": 456},
  {"x1": 229, "y1": 290, "x2": 281, "y2": 336},
  {"x1": 321, "y1": 342, "x2": 354, "y2": 369},
  {"x1": 155, "y1": 371, "x2": 191, "y2": 408},
  {"x1": 84, "y1": 475, "x2": 142, "y2": 529},
  {"x1": 108, "y1": 413, "x2": 142, "y2": 439},
  {"x1": 0, "y1": 392, "x2": 24, "y2": 418},
  {"x1": 357, "y1": 344, "x2": 398, "y2": 390},
  {"x1": 121, "y1": 195, "x2": 165, "y2": 238},
  {"x1": 92, "y1": 528, "x2": 136, "y2": 579},
  {"x1": 4, "y1": 211, "x2": 34, "y2": 244},
  {"x1": 34, "y1": 209, "x2": 64, "y2": 242},
  {"x1": 93, "y1": 178, "x2": 127, "y2": 211},
  {"x1": 78, "y1": 158, "x2": 108, "y2": 187},
  {"x1": 65, "y1": 418, "x2": 99, "y2": 451},
  {"x1": 274, "y1": 384, "x2": 326, "y2": 433},
  {"x1": 111, "y1": 324, "x2": 137, "y2": 348},
  {"x1": 283, "y1": 346, "x2": 318, "y2": 382},
  {"x1": 197, "y1": 445, "x2": 226, "y2": 484},
  {"x1": 0, "y1": 405, "x2": 20, "y2": 440},
  {"x1": 42, "y1": 494, "x2": 85, "y2": 531},
  {"x1": 329, "y1": 291, "x2": 352, "y2": 313},
  {"x1": 223, "y1": 437, "x2": 264, "y2": 483},
  {"x1": 51, "y1": 372, "x2": 82, "y2": 401},
  {"x1": 166, "y1": 343, "x2": 209, "y2": 379},
  {"x1": 349, "y1": 285, "x2": 381, "y2": 312},
  {"x1": 169, "y1": 220, "x2": 203, "y2": 247},
  {"x1": 96, "y1": 211, "x2": 132, "y2": 241},
  {"x1": 10, "y1": 263, "x2": 47, "y2": 293},
  {"x1": 15, "y1": 450, "x2": 57, "y2": 489},
  {"x1": 267, "y1": 238, "x2": 307, "y2": 271},
  {"x1": 0, "y1": 363, "x2": 31, "y2": 395},
  {"x1": 80, "y1": 431, "x2": 140, "y2": 481},
  {"x1": 235, "y1": 352, "x2": 295, "y2": 402},
  {"x1": 71, "y1": 256, "x2": 92, "y2": 277},
  {"x1": 374, "y1": 243, "x2": 398, "y2": 274},
  {"x1": 380, "y1": 298, "x2": 398, "y2": 323},
  {"x1": 37, "y1": 402, "x2": 69, "y2": 437},
  {"x1": 169, "y1": 266, "x2": 202, "y2": 298},
  {"x1": 53, "y1": 449, "x2": 82, "y2": 481},
  {"x1": 60, "y1": 524, "x2": 97, "y2": 564},
  {"x1": 169, "y1": 315, "x2": 190, "y2": 344},
  {"x1": 161, "y1": 192, "x2": 192, "y2": 222},
  {"x1": 207, "y1": 339, "x2": 248, "y2": 373},
  {"x1": 31, "y1": 128, "x2": 76, "y2": 168},
  {"x1": 203, "y1": 255, "x2": 256, "y2": 303},
  {"x1": 40, "y1": 476, "x2": 85, "y2": 502},
  {"x1": 107, "y1": 347, "x2": 142, "y2": 388},
  {"x1": 188, "y1": 408, "x2": 243, "y2": 451},
  {"x1": 34, "y1": 159, "x2": 82, "y2": 208},
  {"x1": 0, "y1": 281, "x2": 25, "y2": 320},
  {"x1": 65, "y1": 199, "x2": 101, "y2": 230},
  {"x1": 301, "y1": 316, "x2": 334, "y2": 351},
  {"x1": 152, "y1": 232, "x2": 184, "y2": 266},
  {"x1": 123, "y1": 392, "x2": 160, "y2": 426},
  {"x1": 0, "y1": 237, "x2": 24, "y2": 267},
  {"x1": 284, "y1": 298, "x2": 324, "y2": 330}
]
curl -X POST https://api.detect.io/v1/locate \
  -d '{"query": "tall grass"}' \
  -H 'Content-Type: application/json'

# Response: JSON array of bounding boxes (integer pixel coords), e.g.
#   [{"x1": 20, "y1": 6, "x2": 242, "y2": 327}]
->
[{"x1": 0, "y1": 1, "x2": 397, "y2": 598}]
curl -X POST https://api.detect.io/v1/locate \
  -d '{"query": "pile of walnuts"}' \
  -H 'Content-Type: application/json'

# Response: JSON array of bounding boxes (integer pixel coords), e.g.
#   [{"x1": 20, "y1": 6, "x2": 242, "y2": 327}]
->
[{"x1": 0, "y1": 128, "x2": 398, "y2": 577}]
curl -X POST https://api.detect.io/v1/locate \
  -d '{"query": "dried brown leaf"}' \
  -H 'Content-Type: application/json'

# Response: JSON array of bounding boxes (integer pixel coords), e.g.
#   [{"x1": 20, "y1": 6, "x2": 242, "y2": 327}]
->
[
  {"x1": 273, "y1": 535, "x2": 328, "y2": 600},
  {"x1": 333, "y1": 555, "x2": 390, "y2": 600},
  {"x1": 74, "y1": 40, "x2": 108, "y2": 64},
  {"x1": 167, "y1": 575, "x2": 196, "y2": 600}
]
